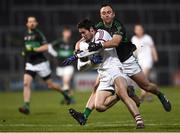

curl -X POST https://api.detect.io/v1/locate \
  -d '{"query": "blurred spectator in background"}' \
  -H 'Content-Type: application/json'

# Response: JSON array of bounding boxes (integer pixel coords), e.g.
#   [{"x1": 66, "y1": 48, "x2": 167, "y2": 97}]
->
[
  {"x1": 48, "y1": 26, "x2": 75, "y2": 104},
  {"x1": 19, "y1": 17, "x2": 73, "y2": 115},
  {"x1": 131, "y1": 24, "x2": 159, "y2": 102}
]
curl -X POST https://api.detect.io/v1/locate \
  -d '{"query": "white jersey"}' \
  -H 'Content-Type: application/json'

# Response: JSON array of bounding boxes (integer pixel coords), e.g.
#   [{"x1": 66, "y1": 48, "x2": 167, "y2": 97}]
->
[
  {"x1": 131, "y1": 34, "x2": 154, "y2": 69},
  {"x1": 78, "y1": 29, "x2": 128, "y2": 91},
  {"x1": 93, "y1": 29, "x2": 122, "y2": 69},
  {"x1": 78, "y1": 29, "x2": 122, "y2": 71}
]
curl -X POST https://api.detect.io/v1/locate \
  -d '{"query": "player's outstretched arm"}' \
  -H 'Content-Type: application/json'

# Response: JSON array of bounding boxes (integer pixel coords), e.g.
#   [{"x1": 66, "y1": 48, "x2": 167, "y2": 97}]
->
[
  {"x1": 62, "y1": 54, "x2": 78, "y2": 66},
  {"x1": 102, "y1": 34, "x2": 122, "y2": 48}
]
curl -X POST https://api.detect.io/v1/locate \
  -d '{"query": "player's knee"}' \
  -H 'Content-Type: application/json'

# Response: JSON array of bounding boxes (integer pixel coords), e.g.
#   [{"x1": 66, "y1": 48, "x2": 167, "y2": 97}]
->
[
  {"x1": 95, "y1": 103, "x2": 106, "y2": 112},
  {"x1": 23, "y1": 81, "x2": 30, "y2": 89},
  {"x1": 95, "y1": 107, "x2": 106, "y2": 112}
]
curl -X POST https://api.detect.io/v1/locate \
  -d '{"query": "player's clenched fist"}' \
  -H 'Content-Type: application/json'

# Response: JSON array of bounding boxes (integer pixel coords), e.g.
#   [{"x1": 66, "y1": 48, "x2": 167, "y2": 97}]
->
[
  {"x1": 88, "y1": 42, "x2": 103, "y2": 52},
  {"x1": 90, "y1": 55, "x2": 103, "y2": 64},
  {"x1": 62, "y1": 55, "x2": 78, "y2": 66},
  {"x1": 25, "y1": 45, "x2": 36, "y2": 52}
]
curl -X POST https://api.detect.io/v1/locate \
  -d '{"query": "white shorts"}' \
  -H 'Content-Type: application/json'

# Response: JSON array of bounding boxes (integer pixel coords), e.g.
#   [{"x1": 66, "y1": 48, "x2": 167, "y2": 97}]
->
[
  {"x1": 97, "y1": 67, "x2": 127, "y2": 91},
  {"x1": 56, "y1": 66, "x2": 74, "y2": 77},
  {"x1": 25, "y1": 61, "x2": 51, "y2": 78},
  {"x1": 122, "y1": 55, "x2": 142, "y2": 77}
]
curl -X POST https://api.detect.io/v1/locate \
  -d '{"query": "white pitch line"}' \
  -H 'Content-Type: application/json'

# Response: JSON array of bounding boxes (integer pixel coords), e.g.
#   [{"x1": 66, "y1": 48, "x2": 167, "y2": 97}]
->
[
  {"x1": 0, "y1": 122, "x2": 180, "y2": 127},
  {"x1": 0, "y1": 124, "x2": 78, "y2": 127}
]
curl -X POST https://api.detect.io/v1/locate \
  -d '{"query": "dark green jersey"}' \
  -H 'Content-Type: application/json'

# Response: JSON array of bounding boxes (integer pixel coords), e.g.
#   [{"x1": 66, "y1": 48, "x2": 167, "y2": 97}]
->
[
  {"x1": 96, "y1": 19, "x2": 136, "y2": 62},
  {"x1": 23, "y1": 28, "x2": 47, "y2": 65},
  {"x1": 51, "y1": 39, "x2": 74, "y2": 66}
]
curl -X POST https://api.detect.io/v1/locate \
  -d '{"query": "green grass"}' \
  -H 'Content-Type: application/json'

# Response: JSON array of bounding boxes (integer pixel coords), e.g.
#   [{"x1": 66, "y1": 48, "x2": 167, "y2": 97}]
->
[{"x1": 0, "y1": 87, "x2": 180, "y2": 132}]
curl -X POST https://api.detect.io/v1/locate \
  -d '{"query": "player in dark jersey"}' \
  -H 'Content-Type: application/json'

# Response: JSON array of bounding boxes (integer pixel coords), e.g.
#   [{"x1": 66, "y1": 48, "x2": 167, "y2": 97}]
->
[
  {"x1": 96, "y1": 17, "x2": 136, "y2": 62},
  {"x1": 68, "y1": 4, "x2": 171, "y2": 127},
  {"x1": 48, "y1": 26, "x2": 75, "y2": 104},
  {"x1": 19, "y1": 16, "x2": 72, "y2": 115}
]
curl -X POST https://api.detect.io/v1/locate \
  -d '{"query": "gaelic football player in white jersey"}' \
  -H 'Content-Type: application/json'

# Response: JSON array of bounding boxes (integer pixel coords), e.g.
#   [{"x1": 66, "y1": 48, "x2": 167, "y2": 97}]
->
[
  {"x1": 63, "y1": 19, "x2": 144, "y2": 128},
  {"x1": 132, "y1": 24, "x2": 158, "y2": 101}
]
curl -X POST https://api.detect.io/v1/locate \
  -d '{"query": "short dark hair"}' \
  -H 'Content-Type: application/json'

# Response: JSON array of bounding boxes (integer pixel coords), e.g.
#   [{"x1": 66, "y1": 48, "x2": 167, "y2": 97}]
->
[
  {"x1": 77, "y1": 19, "x2": 96, "y2": 30},
  {"x1": 100, "y1": 3, "x2": 114, "y2": 11}
]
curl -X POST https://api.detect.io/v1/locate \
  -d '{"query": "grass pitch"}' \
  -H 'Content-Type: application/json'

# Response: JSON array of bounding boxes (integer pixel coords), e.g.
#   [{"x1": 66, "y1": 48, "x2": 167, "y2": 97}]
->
[{"x1": 0, "y1": 87, "x2": 180, "y2": 132}]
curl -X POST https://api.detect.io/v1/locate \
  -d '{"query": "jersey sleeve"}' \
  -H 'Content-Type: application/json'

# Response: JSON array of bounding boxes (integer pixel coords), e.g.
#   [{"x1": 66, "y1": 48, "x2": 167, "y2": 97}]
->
[
  {"x1": 113, "y1": 20, "x2": 126, "y2": 37},
  {"x1": 131, "y1": 36, "x2": 137, "y2": 46},
  {"x1": 146, "y1": 35, "x2": 154, "y2": 46},
  {"x1": 51, "y1": 39, "x2": 60, "y2": 46},
  {"x1": 50, "y1": 39, "x2": 61, "y2": 50},
  {"x1": 48, "y1": 44, "x2": 58, "y2": 57},
  {"x1": 131, "y1": 36, "x2": 135, "y2": 43},
  {"x1": 37, "y1": 29, "x2": 48, "y2": 45}
]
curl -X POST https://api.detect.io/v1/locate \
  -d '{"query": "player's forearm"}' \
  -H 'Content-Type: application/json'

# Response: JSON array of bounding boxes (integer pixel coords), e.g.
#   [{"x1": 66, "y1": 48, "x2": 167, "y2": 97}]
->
[
  {"x1": 102, "y1": 35, "x2": 122, "y2": 48},
  {"x1": 34, "y1": 44, "x2": 48, "y2": 52},
  {"x1": 153, "y1": 53, "x2": 158, "y2": 62},
  {"x1": 152, "y1": 46, "x2": 158, "y2": 62}
]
